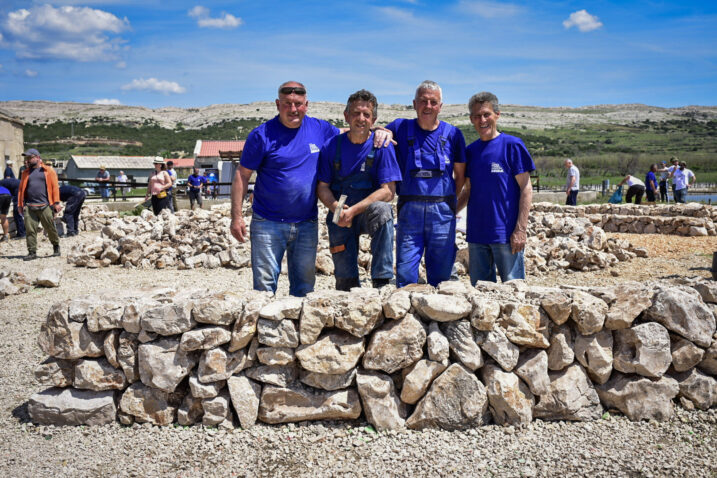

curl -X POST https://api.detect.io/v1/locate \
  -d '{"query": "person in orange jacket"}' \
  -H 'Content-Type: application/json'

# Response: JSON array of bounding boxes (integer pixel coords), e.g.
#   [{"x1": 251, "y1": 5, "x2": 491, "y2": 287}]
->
[{"x1": 17, "y1": 148, "x2": 61, "y2": 260}]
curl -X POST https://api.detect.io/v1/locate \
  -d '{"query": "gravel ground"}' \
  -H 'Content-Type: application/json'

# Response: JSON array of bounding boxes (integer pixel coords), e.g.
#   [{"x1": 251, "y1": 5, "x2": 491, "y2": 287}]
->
[{"x1": 1, "y1": 230, "x2": 716, "y2": 478}]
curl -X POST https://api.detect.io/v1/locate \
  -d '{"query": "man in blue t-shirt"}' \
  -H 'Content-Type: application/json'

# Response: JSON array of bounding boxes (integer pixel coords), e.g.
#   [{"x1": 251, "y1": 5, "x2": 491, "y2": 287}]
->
[
  {"x1": 457, "y1": 92, "x2": 534, "y2": 284},
  {"x1": 229, "y1": 81, "x2": 391, "y2": 297},
  {"x1": 317, "y1": 90, "x2": 402, "y2": 291},
  {"x1": 187, "y1": 167, "x2": 207, "y2": 210},
  {"x1": 386, "y1": 80, "x2": 466, "y2": 288}
]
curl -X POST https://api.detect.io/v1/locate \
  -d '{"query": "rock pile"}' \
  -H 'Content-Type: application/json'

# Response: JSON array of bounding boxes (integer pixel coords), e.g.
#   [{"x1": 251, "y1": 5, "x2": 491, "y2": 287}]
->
[
  {"x1": 532, "y1": 202, "x2": 716, "y2": 236},
  {"x1": 0, "y1": 268, "x2": 63, "y2": 300},
  {"x1": 29, "y1": 278, "x2": 717, "y2": 429}
]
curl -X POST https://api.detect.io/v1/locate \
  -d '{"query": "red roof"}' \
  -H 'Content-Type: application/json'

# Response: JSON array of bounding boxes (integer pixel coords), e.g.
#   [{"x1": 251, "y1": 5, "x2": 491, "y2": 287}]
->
[
  {"x1": 166, "y1": 157, "x2": 195, "y2": 168},
  {"x1": 197, "y1": 140, "x2": 245, "y2": 157}
]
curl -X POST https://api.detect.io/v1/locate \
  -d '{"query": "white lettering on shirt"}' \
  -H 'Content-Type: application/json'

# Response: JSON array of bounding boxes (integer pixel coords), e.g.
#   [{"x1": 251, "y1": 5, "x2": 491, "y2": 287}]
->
[
  {"x1": 309, "y1": 143, "x2": 320, "y2": 154},
  {"x1": 490, "y1": 162, "x2": 505, "y2": 173}
]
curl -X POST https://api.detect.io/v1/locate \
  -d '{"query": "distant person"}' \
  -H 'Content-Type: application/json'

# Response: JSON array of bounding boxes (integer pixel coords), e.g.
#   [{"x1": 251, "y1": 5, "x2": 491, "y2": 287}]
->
[
  {"x1": 457, "y1": 91, "x2": 534, "y2": 284},
  {"x1": 658, "y1": 161, "x2": 669, "y2": 202},
  {"x1": 618, "y1": 174, "x2": 646, "y2": 204},
  {"x1": 17, "y1": 148, "x2": 61, "y2": 260},
  {"x1": 145, "y1": 158, "x2": 172, "y2": 215},
  {"x1": 166, "y1": 160, "x2": 178, "y2": 212},
  {"x1": 116, "y1": 170, "x2": 128, "y2": 200},
  {"x1": 564, "y1": 159, "x2": 579, "y2": 205},
  {"x1": 0, "y1": 177, "x2": 25, "y2": 238},
  {"x1": 645, "y1": 164, "x2": 659, "y2": 205},
  {"x1": 95, "y1": 165, "x2": 110, "y2": 200},
  {"x1": 669, "y1": 161, "x2": 696, "y2": 203},
  {"x1": 4, "y1": 159, "x2": 15, "y2": 179},
  {"x1": 316, "y1": 89, "x2": 401, "y2": 291},
  {"x1": 208, "y1": 170, "x2": 218, "y2": 199},
  {"x1": 0, "y1": 183, "x2": 10, "y2": 241},
  {"x1": 59, "y1": 184, "x2": 87, "y2": 236},
  {"x1": 187, "y1": 167, "x2": 206, "y2": 210}
]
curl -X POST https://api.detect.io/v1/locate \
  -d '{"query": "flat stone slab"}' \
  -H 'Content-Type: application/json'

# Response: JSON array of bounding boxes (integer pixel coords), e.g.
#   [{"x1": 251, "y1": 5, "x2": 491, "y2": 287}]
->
[{"x1": 28, "y1": 387, "x2": 116, "y2": 425}]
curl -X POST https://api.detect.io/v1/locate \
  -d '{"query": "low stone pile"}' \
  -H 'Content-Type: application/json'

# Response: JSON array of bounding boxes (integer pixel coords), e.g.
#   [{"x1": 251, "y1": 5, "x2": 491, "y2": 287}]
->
[
  {"x1": 532, "y1": 202, "x2": 716, "y2": 236},
  {"x1": 76, "y1": 204, "x2": 120, "y2": 232},
  {"x1": 0, "y1": 268, "x2": 63, "y2": 300},
  {"x1": 29, "y1": 278, "x2": 717, "y2": 429}
]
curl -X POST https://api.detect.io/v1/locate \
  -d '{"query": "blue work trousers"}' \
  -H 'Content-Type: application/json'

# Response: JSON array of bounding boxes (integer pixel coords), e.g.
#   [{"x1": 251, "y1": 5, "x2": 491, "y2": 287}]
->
[
  {"x1": 396, "y1": 201, "x2": 456, "y2": 288},
  {"x1": 250, "y1": 212, "x2": 318, "y2": 297},
  {"x1": 327, "y1": 204, "x2": 394, "y2": 282},
  {"x1": 63, "y1": 192, "x2": 86, "y2": 234},
  {"x1": 469, "y1": 242, "x2": 525, "y2": 284}
]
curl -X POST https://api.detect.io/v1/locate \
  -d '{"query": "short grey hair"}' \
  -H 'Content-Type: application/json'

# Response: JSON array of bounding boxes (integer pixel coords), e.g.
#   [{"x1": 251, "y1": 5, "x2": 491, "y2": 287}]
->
[
  {"x1": 468, "y1": 91, "x2": 500, "y2": 114},
  {"x1": 277, "y1": 81, "x2": 307, "y2": 96},
  {"x1": 414, "y1": 80, "x2": 442, "y2": 101},
  {"x1": 344, "y1": 89, "x2": 378, "y2": 120},
  {"x1": 565, "y1": 159, "x2": 573, "y2": 166}
]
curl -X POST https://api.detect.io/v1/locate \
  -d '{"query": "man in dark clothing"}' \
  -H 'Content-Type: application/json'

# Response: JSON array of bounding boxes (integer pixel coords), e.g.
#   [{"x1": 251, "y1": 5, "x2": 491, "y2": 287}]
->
[
  {"x1": 4, "y1": 160, "x2": 15, "y2": 179},
  {"x1": 59, "y1": 185, "x2": 87, "y2": 236},
  {"x1": 0, "y1": 177, "x2": 25, "y2": 238}
]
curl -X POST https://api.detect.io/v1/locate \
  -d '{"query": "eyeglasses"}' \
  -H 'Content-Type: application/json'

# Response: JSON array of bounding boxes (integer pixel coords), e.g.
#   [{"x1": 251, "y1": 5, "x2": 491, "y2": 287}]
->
[{"x1": 279, "y1": 86, "x2": 306, "y2": 96}]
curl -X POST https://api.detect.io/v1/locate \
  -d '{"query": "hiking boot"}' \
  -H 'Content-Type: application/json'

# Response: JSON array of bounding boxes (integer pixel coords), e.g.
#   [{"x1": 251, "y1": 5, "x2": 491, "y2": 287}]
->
[
  {"x1": 24, "y1": 252, "x2": 37, "y2": 261},
  {"x1": 52, "y1": 244, "x2": 61, "y2": 257},
  {"x1": 335, "y1": 277, "x2": 360, "y2": 291},
  {"x1": 372, "y1": 278, "x2": 390, "y2": 289},
  {"x1": 0, "y1": 235, "x2": 8, "y2": 243}
]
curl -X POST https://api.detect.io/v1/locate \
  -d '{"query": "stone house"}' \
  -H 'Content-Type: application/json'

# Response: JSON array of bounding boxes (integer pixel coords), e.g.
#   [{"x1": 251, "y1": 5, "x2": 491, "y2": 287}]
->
[{"x1": 0, "y1": 108, "x2": 24, "y2": 178}]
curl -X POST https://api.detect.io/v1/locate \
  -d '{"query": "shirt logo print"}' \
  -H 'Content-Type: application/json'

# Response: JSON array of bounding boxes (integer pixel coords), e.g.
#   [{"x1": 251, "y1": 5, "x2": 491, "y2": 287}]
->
[
  {"x1": 490, "y1": 162, "x2": 504, "y2": 173},
  {"x1": 309, "y1": 143, "x2": 320, "y2": 154}
]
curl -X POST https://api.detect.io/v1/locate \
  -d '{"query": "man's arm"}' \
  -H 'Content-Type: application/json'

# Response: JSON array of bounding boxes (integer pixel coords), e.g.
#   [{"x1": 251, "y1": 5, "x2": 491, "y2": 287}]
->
[
  {"x1": 566, "y1": 174, "x2": 576, "y2": 195},
  {"x1": 511, "y1": 172, "x2": 532, "y2": 254},
  {"x1": 337, "y1": 182, "x2": 395, "y2": 228},
  {"x1": 317, "y1": 181, "x2": 338, "y2": 212},
  {"x1": 456, "y1": 178, "x2": 471, "y2": 213},
  {"x1": 230, "y1": 165, "x2": 254, "y2": 242},
  {"x1": 689, "y1": 171, "x2": 696, "y2": 187},
  {"x1": 453, "y1": 162, "x2": 466, "y2": 200}
]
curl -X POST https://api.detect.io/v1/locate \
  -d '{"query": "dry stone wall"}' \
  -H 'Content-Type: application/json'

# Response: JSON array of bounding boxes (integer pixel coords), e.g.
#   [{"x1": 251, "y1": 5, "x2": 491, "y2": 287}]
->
[{"x1": 29, "y1": 278, "x2": 717, "y2": 430}]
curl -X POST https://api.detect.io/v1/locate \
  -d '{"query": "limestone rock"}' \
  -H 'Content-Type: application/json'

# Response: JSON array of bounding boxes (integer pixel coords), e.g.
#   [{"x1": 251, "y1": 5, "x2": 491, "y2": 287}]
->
[
  {"x1": 229, "y1": 292, "x2": 272, "y2": 351},
  {"x1": 141, "y1": 301, "x2": 196, "y2": 336},
  {"x1": 227, "y1": 375, "x2": 262, "y2": 428},
  {"x1": 295, "y1": 331, "x2": 364, "y2": 375},
  {"x1": 38, "y1": 301, "x2": 104, "y2": 360},
  {"x1": 671, "y1": 335, "x2": 705, "y2": 372},
  {"x1": 117, "y1": 331, "x2": 139, "y2": 383},
  {"x1": 499, "y1": 303, "x2": 550, "y2": 348},
  {"x1": 406, "y1": 364, "x2": 490, "y2": 430},
  {"x1": 34, "y1": 358, "x2": 74, "y2": 387},
  {"x1": 644, "y1": 285, "x2": 716, "y2": 347},
  {"x1": 547, "y1": 323, "x2": 575, "y2": 371},
  {"x1": 334, "y1": 289, "x2": 383, "y2": 337},
  {"x1": 613, "y1": 322, "x2": 672, "y2": 378},
  {"x1": 383, "y1": 289, "x2": 411, "y2": 320},
  {"x1": 534, "y1": 364, "x2": 603, "y2": 421},
  {"x1": 427, "y1": 321, "x2": 450, "y2": 363},
  {"x1": 363, "y1": 314, "x2": 426, "y2": 374},
  {"x1": 29, "y1": 387, "x2": 116, "y2": 426},
  {"x1": 74, "y1": 358, "x2": 128, "y2": 391},
  {"x1": 477, "y1": 327, "x2": 520, "y2": 372},
  {"x1": 698, "y1": 340, "x2": 717, "y2": 376},
  {"x1": 138, "y1": 337, "x2": 198, "y2": 392},
  {"x1": 481, "y1": 363, "x2": 534, "y2": 425},
  {"x1": 189, "y1": 374, "x2": 225, "y2": 398},
  {"x1": 514, "y1": 349, "x2": 551, "y2": 396},
  {"x1": 597, "y1": 373, "x2": 679, "y2": 421},
  {"x1": 574, "y1": 329, "x2": 613, "y2": 385},
  {"x1": 257, "y1": 318, "x2": 300, "y2": 348},
  {"x1": 411, "y1": 293, "x2": 472, "y2": 322},
  {"x1": 442, "y1": 320, "x2": 483, "y2": 371},
  {"x1": 540, "y1": 292, "x2": 572, "y2": 325},
  {"x1": 86, "y1": 299, "x2": 125, "y2": 332},
  {"x1": 299, "y1": 291, "x2": 340, "y2": 345},
  {"x1": 356, "y1": 370, "x2": 406, "y2": 431},
  {"x1": 400, "y1": 359, "x2": 447, "y2": 405},
  {"x1": 121, "y1": 297, "x2": 161, "y2": 334},
  {"x1": 192, "y1": 291, "x2": 244, "y2": 326},
  {"x1": 197, "y1": 347, "x2": 248, "y2": 383},
  {"x1": 244, "y1": 364, "x2": 298, "y2": 387},
  {"x1": 258, "y1": 384, "x2": 361, "y2": 424},
  {"x1": 569, "y1": 291, "x2": 608, "y2": 335},
  {"x1": 179, "y1": 326, "x2": 231, "y2": 351},
  {"x1": 604, "y1": 283, "x2": 653, "y2": 329},
  {"x1": 177, "y1": 394, "x2": 203, "y2": 426},
  {"x1": 103, "y1": 329, "x2": 120, "y2": 368},
  {"x1": 671, "y1": 368, "x2": 717, "y2": 410},
  {"x1": 260, "y1": 297, "x2": 303, "y2": 321},
  {"x1": 119, "y1": 382, "x2": 177, "y2": 425},
  {"x1": 256, "y1": 346, "x2": 295, "y2": 366},
  {"x1": 299, "y1": 368, "x2": 357, "y2": 391},
  {"x1": 35, "y1": 267, "x2": 63, "y2": 287},
  {"x1": 693, "y1": 281, "x2": 717, "y2": 304},
  {"x1": 470, "y1": 295, "x2": 502, "y2": 331},
  {"x1": 202, "y1": 390, "x2": 232, "y2": 426}
]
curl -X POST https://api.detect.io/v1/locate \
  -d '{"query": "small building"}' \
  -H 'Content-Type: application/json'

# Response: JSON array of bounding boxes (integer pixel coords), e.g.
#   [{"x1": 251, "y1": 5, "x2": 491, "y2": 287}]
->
[
  {"x1": 166, "y1": 157, "x2": 195, "y2": 178},
  {"x1": 0, "y1": 108, "x2": 24, "y2": 178},
  {"x1": 65, "y1": 155, "x2": 163, "y2": 183},
  {"x1": 194, "y1": 140, "x2": 246, "y2": 196}
]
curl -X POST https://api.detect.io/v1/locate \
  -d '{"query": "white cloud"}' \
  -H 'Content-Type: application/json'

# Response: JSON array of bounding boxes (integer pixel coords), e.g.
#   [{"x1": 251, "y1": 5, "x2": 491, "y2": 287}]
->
[
  {"x1": 25, "y1": 69, "x2": 38, "y2": 77},
  {"x1": 458, "y1": 1, "x2": 521, "y2": 18},
  {"x1": 121, "y1": 78, "x2": 187, "y2": 95},
  {"x1": 188, "y1": 5, "x2": 243, "y2": 29},
  {"x1": 0, "y1": 4, "x2": 129, "y2": 61},
  {"x1": 115, "y1": 61, "x2": 126, "y2": 69},
  {"x1": 93, "y1": 98, "x2": 121, "y2": 105},
  {"x1": 563, "y1": 10, "x2": 603, "y2": 32}
]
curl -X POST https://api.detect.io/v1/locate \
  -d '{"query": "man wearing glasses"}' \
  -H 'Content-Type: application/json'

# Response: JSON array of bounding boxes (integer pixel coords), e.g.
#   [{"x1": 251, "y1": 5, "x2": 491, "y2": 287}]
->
[{"x1": 230, "y1": 81, "x2": 391, "y2": 297}]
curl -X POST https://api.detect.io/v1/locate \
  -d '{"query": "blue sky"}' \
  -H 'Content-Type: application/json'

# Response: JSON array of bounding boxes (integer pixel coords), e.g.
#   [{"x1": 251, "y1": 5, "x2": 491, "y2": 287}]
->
[{"x1": 0, "y1": 1, "x2": 715, "y2": 109}]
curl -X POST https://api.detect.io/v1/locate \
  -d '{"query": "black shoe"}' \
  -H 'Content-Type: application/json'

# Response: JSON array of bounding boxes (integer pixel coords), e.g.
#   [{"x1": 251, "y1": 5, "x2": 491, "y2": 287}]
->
[
  {"x1": 335, "y1": 277, "x2": 360, "y2": 291},
  {"x1": 372, "y1": 278, "x2": 390, "y2": 289},
  {"x1": 52, "y1": 244, "x2": 61, "y2": 257},
  {"x1": 24, "y1": 252, "x2": 37, "y2": 261}
]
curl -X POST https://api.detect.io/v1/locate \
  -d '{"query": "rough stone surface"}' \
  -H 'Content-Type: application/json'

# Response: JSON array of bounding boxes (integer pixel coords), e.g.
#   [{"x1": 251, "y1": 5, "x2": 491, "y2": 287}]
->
[
  {"x1": 189, "y1": 374, "x2": 225, "y2": 398},
  {"x1": 540, "y1": 292, "x2": 572, "y2": 325},
  {"x1": 427, "y1": 321, "x2": 450, "y2": 363},
  {"x1": 299, "y1": 368, "x2": 357, "y2": 391},
  {"x1": 119, "y1": 382, "x2": 177, "y2": 425},
  {"x1": 74, "y1": 358, "x2": 128, "y2": 391},
  {"x1": 197, "y1": 347, "x2": 248, "y2": 383},
  {"x1": 177, "y1": 393, "x2": 203, "y2": 426},
  {"x1": 117, "y1": 331, "x2": 139, "y2": 383},
  {"x1": 35, "y1": 267, "x2": 63, "y2": 287},
  {"x1": 334, "y1": 289, "x2": 383, "y2": 337},
  {"x1": 514, "y1": 349, "x2": 551, "y2": 396},
  {"x1": 574, "y1": 329, "x2": 613, "y2": 385},
  {"x1": 597, "y1": 374, "x2": 679, "y2": 421},
  {"x1": 670, "y1": 335, "x2": 705, "y2": 372},
  {"x1": 499, "y1": 303, "x2": 550, "y2": 348},
  {"x1": 256, "y1": 346, "x2": 295, "y2": 366},
  {"x1": 470, "y1": 296, "x2": 502, "y2": 331},
  {"x1": 356, "y1": 370, "x2": 406, "y2": 431},
  {"x1": 481, "y1": 362, "x2": 534, "y2": 425},
  {"x1": 244, "y1": 364, "x2": 298, "y2": 387},
  {"x1": 400, "y1": 359, "x2": 447, "y2": 405},
  {"x1": 34, "y1": 358, "x2": 74, "y2": 387},
  {"x1": 604, "y1": 283, "x2": 653, "y2": 329},
  {"x1": 259, "y1": 297, "x2": 303, "y2": 321},
  {"x1": 138, "y1": 337, "x2": 198, "y2": 392},
  {"x1": 534, "y1": 364, "x2": 603, "y2": 421},
  {"x1": 412, "y1": 293, "x2": 472, "y2": 322},
  {"x1": 257, "y1": 318, "x2": 300, "y2": 348},
  {"x1": 570, "y1": 291, "x2": 608, "y2": 335},
  {"x1": 547, "y1": 323, "x2": 575, "y2": 371},
  {"x1": 28, "y1": 387, "x2": 116, "y2": 425},
  {"x1": 613, "y1": 322, "x2": 672, "y2": 378},
  {"x1": 299, "y1": 292, "x2": 340, "y2": 345},
  {"x1": 229, "y1": 293, "x2": 272, "y2": 351},
  {"x1": 202, "y1": 390, "x2": 232, "y2": 426},
  {"x1": 227, "y1": 375, "x2": 262, "y2": 428},
  {"x1": 141, "y1": 302, "x2": 196, "y2": 336},
  {"x1": 179, "y1": 326, "x2": 231, "y2": 351},
  {"x1": 383, "y1": 289, "x2": 411, "y2": 320},
  {"x1": 295, "y1": 331, "x2": 364, "y2": 375},
  {"x1": 477, "y1": 327, "x2": 520, "y2": 372},
  {"x1": 258, "y1": 384, "x2": 362, "y2": 424},
  {"x1": 38, "y1": 301, "x2": 104, "y2": 360},
  {"x1": 644, "y1": 285, "x2": 716, "y2": 348},
  {"x1": 192, "y1": 291, "x2": 244, "y2": 326},
  {"x1": 671, "y1": 368, "x2": 717, "y2": 411},
  {"x1": 442, "y1": 320, "x2": 483, "y2": 371},
  {"x1": 363, "y1": 314, "x2": 426, "y2": 374}
]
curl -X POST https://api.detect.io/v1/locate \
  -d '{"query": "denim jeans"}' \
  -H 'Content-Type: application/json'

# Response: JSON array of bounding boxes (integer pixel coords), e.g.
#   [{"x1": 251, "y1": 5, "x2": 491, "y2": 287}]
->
[
  {"x1": 396, "y1": 201, "x2": 456, "y2": 288},
  {"x1": 674, "y1": 188, "x2": 687, "y2": 203},
  {"x1": 469, "y1": 242, "x2": 525, "y2": 284},
  {"x1": 250, "y1": 212, "x2": 318, "y2": 297},
  {"x1": 566, "y1": 190, "x2": 578, "y2": 206},
  {"x1": 327, "y1": 202, "x2": 394, "y2": 282}
]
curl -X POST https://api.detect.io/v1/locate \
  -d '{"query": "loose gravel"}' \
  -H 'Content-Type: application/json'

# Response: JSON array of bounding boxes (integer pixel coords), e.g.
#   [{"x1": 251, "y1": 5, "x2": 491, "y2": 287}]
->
[{"x1": 1, "y1": 229, "x2": 716, "y2": 478}]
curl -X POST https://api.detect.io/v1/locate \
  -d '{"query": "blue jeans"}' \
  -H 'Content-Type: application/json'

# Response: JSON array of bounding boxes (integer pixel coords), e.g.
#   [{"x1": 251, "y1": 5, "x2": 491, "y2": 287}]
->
[
  {"x1": 566, "y1": 190, "x2": 578, "y2": 206},
  {"x1": 396, "y1": 201, "x2": 456, "y2": 288},
  {"x1": 674, "y1": 188, "x2": 687, "y2": 203},
  {"x1": 327, "y1": 202, "x2": 394, "y2": 282},
  {"x1": 469, "y1": 242, "x2": 525, "y2": 284},
  {"x1": 250, "y1": 212, "x2": 318, "y2": 297}
]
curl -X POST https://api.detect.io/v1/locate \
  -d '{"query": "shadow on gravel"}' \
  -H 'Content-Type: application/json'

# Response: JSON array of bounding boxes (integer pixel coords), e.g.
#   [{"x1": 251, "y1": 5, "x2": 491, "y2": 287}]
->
[
  {"x1": 688, "y1": 266, "x2": 712, "y2": 272},
  {"x1": 12, "y1": 401, "x2": 32, "y2": 424}
]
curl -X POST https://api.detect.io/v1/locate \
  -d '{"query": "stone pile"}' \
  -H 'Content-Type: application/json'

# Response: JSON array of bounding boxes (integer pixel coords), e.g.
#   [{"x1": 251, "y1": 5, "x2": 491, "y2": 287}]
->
[
  {"x1": 532, "y1": 202, "x2": 716, "y2": 236},
  {"x1": 29, "y1": 278, "x2": 717, "y2": 429},
  {"x1": 0, "y1": 268, "x2": 63, "y2": 300}
]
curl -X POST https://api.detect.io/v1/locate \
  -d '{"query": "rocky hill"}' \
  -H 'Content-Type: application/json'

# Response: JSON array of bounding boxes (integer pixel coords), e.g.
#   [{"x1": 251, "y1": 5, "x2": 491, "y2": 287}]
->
[{"x1": 2, "y1": 100, "x2": 716, "y2": 130}]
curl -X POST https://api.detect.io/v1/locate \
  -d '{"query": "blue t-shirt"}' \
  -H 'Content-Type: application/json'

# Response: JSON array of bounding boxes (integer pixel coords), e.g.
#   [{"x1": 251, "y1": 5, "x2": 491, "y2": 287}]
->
[
  {"x1": 241, "y1": 116, "x2": 340, "y2": 222},
  {"x1": 386, "y1": 118, "x2": 466, "y2": 198},
  {"x1": 465, "y1": 133, "x2": 535, "y2": 244},
  {"x1": 188, "y1": 174, "x2": 207, "y2": 189},
  {"x1": 317, "y1": 132, "x2": 402, "y2": 190},
  {"x1": 645, "y1": 171, "x2": 657, "y2": 190},
  {"x1": 0, "y1": 186, "x2": 10, "y2": 196}
]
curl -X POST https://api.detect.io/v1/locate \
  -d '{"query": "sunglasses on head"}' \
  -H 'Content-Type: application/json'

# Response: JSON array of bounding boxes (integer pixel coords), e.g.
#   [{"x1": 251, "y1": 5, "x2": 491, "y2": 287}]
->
[{"x1": 280, "y1": 86, "x2": 306, "y2": 95}]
